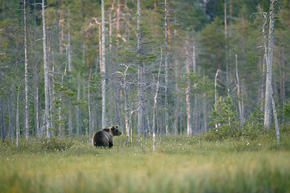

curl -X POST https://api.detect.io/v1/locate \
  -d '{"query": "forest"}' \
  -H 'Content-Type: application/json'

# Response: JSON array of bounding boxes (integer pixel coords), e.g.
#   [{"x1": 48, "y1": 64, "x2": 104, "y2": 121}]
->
[{"x1": 1, "y1": 0, "x2": 290, "y2": 192}]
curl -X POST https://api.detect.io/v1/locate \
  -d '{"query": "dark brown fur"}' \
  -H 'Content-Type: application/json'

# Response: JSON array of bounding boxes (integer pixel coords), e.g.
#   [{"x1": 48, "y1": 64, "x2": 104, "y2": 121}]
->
[{"x1": 92, "y1": 126, "x2": 122, "y2": 148}]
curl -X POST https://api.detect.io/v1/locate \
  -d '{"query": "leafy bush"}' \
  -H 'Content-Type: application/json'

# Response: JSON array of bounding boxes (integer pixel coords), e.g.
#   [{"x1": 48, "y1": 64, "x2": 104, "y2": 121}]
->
[
  {"x1": 40, "y1": 137, "x2": 74, "y2": 151},
  {"x1": 0, "y1": 136, "x2": 75, "y2": 153},
  {"x1": 208, "y1": 95, "x2": 239, "y2": 139}
]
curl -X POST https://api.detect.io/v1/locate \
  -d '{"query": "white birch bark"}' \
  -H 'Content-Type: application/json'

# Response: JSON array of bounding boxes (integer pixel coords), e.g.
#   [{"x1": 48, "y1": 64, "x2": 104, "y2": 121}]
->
[
  {"x1": 224, "y1": 0, "x2": 229, "y2": 93},
  {"x1": 42, "y1": 0, "x2": 50, "y2": 138},
  {"x1": 235, "y1": 54, "x2": 244, "y2": 126},
  {"x1": 24, "y1": 0, "x2": 29, "y2": 142},
  {"x1": 119, "y1": 64, "x2": 131, "y2": 143},
  {"x1": 153, "y1": 49, "x2": 162, "y2": 151},
  {"x1": 264, "y1": 0, "x2": 276, "y2": 129},
  {"x1": 193, "y1": 45, "x2": 198, "y2": 133},
  {"x1": 261, "y1": 9, "x2": 267, "y2": 112},
  {"x1": 88, "y1": 70, "x2": 92, "y2": 139},
  {"x1": 164, "y1": 0, "x2": 169, "y2": 136},
  {"x1": 101, "y1": 0, "x2": 107, "y2": 128},
  {"x1": 186, "y1": 43, "x2": 192, "y2": 136},
  {"x1": 214, "y1": 69, "x2": 221, "y2": 128},
  {"x1": 137, "y1": 0, "x2": 143, "y2": 135},
  {"x1": 271, "y1": 88, "x2": 280, "y2": 145},
  {"x1": 33, "y1": 0, "x2": 39, "y2": 137}
]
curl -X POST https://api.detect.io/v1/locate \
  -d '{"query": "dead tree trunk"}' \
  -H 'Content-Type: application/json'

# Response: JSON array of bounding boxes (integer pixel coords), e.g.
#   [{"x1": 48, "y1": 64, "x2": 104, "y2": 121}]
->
[
  {"x1": 24, "y1": 0, "x2": 29, "y2": 142},
  {"x1": 235, "y1": 54, "x2": 244, "y2": 126},
  {"x1": 186, "y1": 42, "x2": 192, "y2": 136},
  {"x1": 42, "y1": 0, "x2": 50, "y2": 138},
  {"x1": 164, "y1": 0, "x2": 169, "y2": 136},
  {"x1": 33, "y1": 0, "x2": 39, "y2": 137},
  {"x1": 153, "y1": 49, "x2": 162, "y2": 151},
  {"x1": 101, "y1": 0, "x2": 107, "y2": 128},
  {"x1": 137, "y1": 0, "x2": 144, "y2": 135},
  {"x1": 264, "y1": 0, "x2": 276, "y2": 130},
  {"x1": 271, "y1": 88, "x2": 280, "y2": 145}
]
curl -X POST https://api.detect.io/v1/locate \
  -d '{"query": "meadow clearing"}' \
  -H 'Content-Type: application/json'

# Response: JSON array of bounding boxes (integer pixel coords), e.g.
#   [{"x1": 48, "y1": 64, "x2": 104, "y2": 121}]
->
[{"x1": 1, "y1": 131, "x2": 290, "y2": 193}]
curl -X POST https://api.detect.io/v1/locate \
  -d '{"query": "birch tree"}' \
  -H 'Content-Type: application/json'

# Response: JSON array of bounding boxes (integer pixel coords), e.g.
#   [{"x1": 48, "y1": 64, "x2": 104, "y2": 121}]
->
[
  {"x1": 235, "y1": 54, "x2": 244, "y2": 126},
  {"x1": 24, "y1": 0, "x2": 29, "y2": 142},
  {"x1": 164, "y1": 0, "x2": 169, "y2": 136},
  {"x1": 264, "y1": 0, "x2": 275, "y2": 129},
  {"x1": 137, "y1": 0, "x2": 143, "y2": 135},
  {"x1": 42, "y1": 0, "x2": 50, "y2": 138},
  {"x1": 153, "y1": 49, "x2": 162, "y2": 151},
  {"x1": 33, "y1": 0, "x2": 39, "y2": 137},
  {"x1": 186, "y1": 42, "x2": 192, "y2": 136},
  {"x1": 101, "y1": 0, "x2": 107, "y2": 128}
]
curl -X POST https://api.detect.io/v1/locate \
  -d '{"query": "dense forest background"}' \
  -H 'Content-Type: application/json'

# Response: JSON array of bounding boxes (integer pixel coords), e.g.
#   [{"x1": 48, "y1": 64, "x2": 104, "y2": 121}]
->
[{"x1": 0, "y1": 0, "x2": 289, "y2": 143}]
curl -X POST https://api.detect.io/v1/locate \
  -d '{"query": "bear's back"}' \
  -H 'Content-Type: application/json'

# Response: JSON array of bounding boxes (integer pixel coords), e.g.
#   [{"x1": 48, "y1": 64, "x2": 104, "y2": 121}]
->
[{"x1": 92, "y1": 129, "x2": 113, "y2": 147}]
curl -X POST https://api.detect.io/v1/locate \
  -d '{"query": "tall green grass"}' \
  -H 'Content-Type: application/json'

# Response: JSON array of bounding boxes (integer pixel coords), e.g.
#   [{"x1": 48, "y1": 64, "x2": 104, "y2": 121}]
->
[{"x1": 1, "y1": 132, "x2": 290, "y2": 193}]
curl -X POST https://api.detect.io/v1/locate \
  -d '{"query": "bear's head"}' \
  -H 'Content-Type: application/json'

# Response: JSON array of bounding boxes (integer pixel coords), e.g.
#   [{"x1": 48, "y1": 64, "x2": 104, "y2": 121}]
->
[{"x1": 111, "y1": 125, "x2": 122, "y2": 136}]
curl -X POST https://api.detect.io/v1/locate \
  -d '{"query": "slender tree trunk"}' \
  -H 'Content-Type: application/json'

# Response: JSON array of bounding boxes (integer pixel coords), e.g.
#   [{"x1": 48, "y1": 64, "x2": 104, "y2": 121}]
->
[
  {"x1": 58, "y1": 56, "x2": 67, "y2": 139},
  {"x1": 153, "y1": 49, "x2": 162, "y2": 151},
  {"x1": 193, "y1": 45, "x2": 198, "y2": 133},
  {"x1": 124, "y1": 90, "x2": 130, "y2": 142},
  {"x1": 101, "y1": 0, "x2": 107, "y2": 128},
  {"x1": 76, "y1": 73, "x2": 81, "y2": 136},
  {"x1": 186, "y1": 43, "x2": 192, "y2": 136},
  {"x1": 260, "y1": 7, "x2": 267, "y2": 112},
  {"x1": 24, "y1": 0, "x2": 29, "y2": 142},
  {"x1": 50, "y1": 53, "x2": 55, "y2": 137},
  {"x1": 137, "y1": 0, "x2": 143, "y2": 135},
  {"x1": 33, "y1": 0, "x2": 39, "y2": 137},
  {"x1": 68, "y1": 99, "x2": 73, "y2": 140},
  {"x1": 99, "y1": 25, "x2": 102, "y2": 72},
  {"x1": 59, "y1": 11, "x2": 64, "y2": 54},
  {"x1": 173, "y1": 16, "x2": 179, "y2": 135},
  {"x1": 68, "y1": 7, "x2": 72, "y2": 72},
  {"x1": 214, "y1": 69, "x2": 221, "y2": 128},
  {"x1": 173, "y1": 56, "x2": 179, "y2": 135},
  {"x1": 271, "y1": 87, "x2": 280, "y2": 145},
  {"x1": 16, "y1": 87, "x2": 20, "y2": 149},
  {"x1": 203, "y1": 79, "x2": 207, "y2": 132},
  {"x1": 123, "y1": 65, "x2": 131, "y2": 143},
  {"x1": 42, "y1": 0, "x2": 50, "y2": 138},
  {"x1": 264, "y1": 0, "x2": 276, "y2": 130},
  {"x1": 224, "y1": 0, "x2": 229, "y2": 93},
  {"x1": 88, "y1": 70, "x2": 92, "y2": 140},
  {"x1": 236, "y1": 54, "x2": 244, "y2": 126},
  {"x1": 164, "y1": 0, "x2": 169, "y2": 136}
]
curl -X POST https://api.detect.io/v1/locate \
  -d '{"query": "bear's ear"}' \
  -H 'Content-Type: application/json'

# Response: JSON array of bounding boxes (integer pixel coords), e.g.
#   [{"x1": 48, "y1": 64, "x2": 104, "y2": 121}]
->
[
  {"x1": 111, "y1": 126, "x2": 115, "y2": 130},
  {"x1": 115, "y1": 125, "x2": 118, "y2": 129}
]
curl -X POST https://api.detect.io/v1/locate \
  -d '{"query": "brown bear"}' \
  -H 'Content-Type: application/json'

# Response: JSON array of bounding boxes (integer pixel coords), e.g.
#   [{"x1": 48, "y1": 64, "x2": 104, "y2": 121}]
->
[{"x1": 92, "y1": 126, "x2": 122, "y2": 148}]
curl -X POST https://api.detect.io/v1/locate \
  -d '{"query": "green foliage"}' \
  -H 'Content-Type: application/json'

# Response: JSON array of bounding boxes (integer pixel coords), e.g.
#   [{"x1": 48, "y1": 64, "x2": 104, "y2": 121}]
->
[
  {"x1": 40, "y1": 137, "x2": 74, "y2": 151},
  {"x1": 209, "y1": 95, "x2": 239, "y2": 137},
  {"x1": 283, "y1": 101, "x2": 290, "y2": 120},
  {"x1": 244, "y1": 103, "x2": 264, "y2": 138}
]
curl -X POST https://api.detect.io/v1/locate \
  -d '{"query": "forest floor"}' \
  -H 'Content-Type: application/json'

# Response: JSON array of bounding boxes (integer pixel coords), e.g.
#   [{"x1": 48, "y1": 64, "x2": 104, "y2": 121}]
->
[{"x1": 1, "y1": 133, "x2": 290, "y2": 193}]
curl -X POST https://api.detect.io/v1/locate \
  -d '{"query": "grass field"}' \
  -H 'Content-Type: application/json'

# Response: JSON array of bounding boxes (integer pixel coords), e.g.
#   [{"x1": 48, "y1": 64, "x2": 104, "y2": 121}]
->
[{"x1": 1, "y1": 133, "x2": 290, "y2": 193}]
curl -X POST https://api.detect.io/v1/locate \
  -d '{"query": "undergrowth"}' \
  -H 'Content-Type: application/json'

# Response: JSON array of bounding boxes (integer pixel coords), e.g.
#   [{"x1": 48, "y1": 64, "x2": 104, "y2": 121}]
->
[{"x1": 0, "y1": 126, "x2": 290, "y2": 193}]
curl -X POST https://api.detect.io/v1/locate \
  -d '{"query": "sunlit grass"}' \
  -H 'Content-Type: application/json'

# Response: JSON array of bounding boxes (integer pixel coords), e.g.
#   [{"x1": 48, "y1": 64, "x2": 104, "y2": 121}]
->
[{"x1": 1, "y1": 133, "x2": 290, "y2": 193}]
